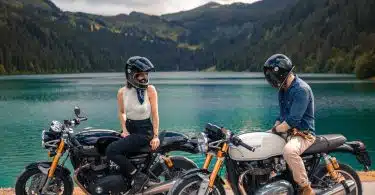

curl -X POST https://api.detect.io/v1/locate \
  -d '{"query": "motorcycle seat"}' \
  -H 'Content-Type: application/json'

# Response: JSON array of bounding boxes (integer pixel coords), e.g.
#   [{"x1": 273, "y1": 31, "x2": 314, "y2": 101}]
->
[
  {"x1": 303, "y1": 134, "x2": 347, "y2": 154},
  {"x1": 126, "y1": 145, "x2": 151, "y2": 159}
]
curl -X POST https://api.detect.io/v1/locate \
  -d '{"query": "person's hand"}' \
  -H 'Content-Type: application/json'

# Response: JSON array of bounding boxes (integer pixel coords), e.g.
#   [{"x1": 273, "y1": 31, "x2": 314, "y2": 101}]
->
[
  {"x1": 121, "y1": 130, "x2": 129, "y2": 138},
  {"x1": 150, "y1": 137, "x2": 160, "y2": 150}
]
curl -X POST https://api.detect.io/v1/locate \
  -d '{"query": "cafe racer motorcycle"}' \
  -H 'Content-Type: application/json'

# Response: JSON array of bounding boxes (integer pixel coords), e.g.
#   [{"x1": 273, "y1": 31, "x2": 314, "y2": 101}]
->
[
  {"x1": 15, "y1": 107, "x2": 200, "y2": 195},
  {"x1": 169, "y1": 123, "x2": 372, "y2": 195}
]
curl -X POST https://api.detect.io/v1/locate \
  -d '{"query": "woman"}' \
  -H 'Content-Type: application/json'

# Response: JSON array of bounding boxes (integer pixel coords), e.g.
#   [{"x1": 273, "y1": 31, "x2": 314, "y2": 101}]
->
[{"x1": 106, "y1": 56, "x2": 160, "y2": 194}]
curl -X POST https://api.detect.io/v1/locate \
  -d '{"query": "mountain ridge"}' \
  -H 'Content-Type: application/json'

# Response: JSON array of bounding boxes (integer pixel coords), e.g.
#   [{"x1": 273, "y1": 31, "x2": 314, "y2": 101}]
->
[{"x1": 0, "y1": 0, "x2": 374, "y2": 78}]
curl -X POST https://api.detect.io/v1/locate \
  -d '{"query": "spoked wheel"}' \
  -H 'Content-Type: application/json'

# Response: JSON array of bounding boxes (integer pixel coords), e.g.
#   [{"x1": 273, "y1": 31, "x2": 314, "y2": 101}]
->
[
  {"x1": 15, "y1": 167, "x2": 73, "y2": 195},
  {"x1": 314, "y1": 163, "x2": 362, "y2": 195},
  {"x1": 169, "y1": 175, "x2": 226, "y2": 195}
]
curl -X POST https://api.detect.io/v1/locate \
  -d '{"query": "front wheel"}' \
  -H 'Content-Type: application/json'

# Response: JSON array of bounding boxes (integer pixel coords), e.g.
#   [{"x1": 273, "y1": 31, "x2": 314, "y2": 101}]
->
[
  {"x1": 314, "y1": 163, "x2": 362, "y2": 195},
  {"x1": 169, "y1": 175, "x2": 226, "y2": 195},
  {"x1": 15, "y1": 167, "x2": 73, "y2": 195}
]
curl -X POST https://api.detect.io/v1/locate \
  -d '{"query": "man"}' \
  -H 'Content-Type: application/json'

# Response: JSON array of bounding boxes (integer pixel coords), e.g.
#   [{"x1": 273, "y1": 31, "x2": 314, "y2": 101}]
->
[{"x1": 263, "y1": 54, "x2": 316, "y2": 195}]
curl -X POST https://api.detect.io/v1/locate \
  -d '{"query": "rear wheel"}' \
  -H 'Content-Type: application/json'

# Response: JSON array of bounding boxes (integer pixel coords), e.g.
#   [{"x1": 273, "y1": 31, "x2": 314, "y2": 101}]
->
[
  {"x1": 169, "y1": 175, "x2": 226, "y2": 195},
  {"x1": 314, "y1": 163, "x2": 362, "y2": 195},
  {"x1": 151, "y1": 156, "x2": 198, "y2": 194},
  {"x1": 152, "y1": 156, "x2": 198, "y2": 181}
]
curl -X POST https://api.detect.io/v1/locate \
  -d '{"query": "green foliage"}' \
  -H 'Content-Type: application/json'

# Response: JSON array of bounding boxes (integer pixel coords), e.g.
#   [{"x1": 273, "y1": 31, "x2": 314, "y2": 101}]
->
[
  {"x1": 212, "y1": 0, "x2": 375, "y2": 79},
  {"x1": 0, "y1": 64, "x2": 6, "y2": 74},
  {"x1": 1, "y1": 0, "x2": 375, "y2": 79},
  {"x1": 0, "y1": 0, "x2": 213, "y2": 73},
  {"x1": 355, "y1": 50, "x2": 375, "y2": 79}
]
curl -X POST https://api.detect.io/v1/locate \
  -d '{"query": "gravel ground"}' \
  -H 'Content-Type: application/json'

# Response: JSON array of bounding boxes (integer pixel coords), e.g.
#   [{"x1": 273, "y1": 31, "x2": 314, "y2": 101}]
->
[{"x1": 1, "y1": 172, "x2": 374, "y2": 195}]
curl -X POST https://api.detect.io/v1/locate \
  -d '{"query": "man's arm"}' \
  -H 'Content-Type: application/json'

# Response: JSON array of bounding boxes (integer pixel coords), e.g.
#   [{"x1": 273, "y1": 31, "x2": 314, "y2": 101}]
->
[{"x1": 275, "y1": 88, "x2": 310, "y2": 133}]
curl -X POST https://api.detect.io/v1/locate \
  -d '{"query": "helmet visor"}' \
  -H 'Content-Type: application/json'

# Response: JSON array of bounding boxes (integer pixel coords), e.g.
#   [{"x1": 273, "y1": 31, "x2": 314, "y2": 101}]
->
[
  {"x1": 264, "y1": 68, "x2": 282, "y2": 88},
  {"x1": 133, "y1": 72, "x2": 149, "y2": 85}
]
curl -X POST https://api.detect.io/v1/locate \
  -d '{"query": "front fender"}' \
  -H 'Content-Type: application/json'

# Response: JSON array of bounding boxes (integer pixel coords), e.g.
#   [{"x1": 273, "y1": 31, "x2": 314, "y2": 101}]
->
[
  {"x1": 25, "y1": 162, "x2": 71, "y2": 177},
  {"x1": 178, "y1": 168, "x2": 225, "y2": 184},
  {"x1": 169, "y1": 169, "x2": 225, "y2": 195}
]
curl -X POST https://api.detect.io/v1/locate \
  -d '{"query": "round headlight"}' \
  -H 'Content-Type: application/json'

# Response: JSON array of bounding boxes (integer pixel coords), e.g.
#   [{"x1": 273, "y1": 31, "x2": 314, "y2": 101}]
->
[
  {"x1": 197, "y1": 132, "x2": 208, "y2": 153},
  {"x1": 49, "y1": 120, "x2": 63, "y2": 133}
]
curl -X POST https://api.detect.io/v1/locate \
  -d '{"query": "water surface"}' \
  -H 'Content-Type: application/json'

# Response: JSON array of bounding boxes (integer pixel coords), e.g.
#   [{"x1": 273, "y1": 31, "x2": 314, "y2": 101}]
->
[{"x1": 0, "y1": 72, "x2": 374, "y2": 187}]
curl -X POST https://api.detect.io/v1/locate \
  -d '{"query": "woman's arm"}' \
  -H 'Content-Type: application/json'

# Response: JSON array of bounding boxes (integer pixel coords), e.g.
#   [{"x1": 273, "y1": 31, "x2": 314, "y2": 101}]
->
[
  {"x1": 148, "y1": 85, "x2": 159, "y2": 138},
  {"x1": 148, "y1": 85, "x2": 160, "y2": 150},
  {"x1": 117, "y1": 87, "x2": 129, "y2": 137}
]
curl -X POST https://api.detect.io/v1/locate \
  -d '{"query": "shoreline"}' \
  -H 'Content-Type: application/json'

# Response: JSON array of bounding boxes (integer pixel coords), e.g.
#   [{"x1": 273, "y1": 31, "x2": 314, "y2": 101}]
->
[{"x1": 1, "y1": 171, "x2": 374, "y2": 194}]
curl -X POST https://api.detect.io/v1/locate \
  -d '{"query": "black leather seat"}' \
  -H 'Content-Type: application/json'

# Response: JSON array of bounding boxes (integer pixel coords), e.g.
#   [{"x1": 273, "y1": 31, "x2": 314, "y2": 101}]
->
[
  {"x1": 303, "y1": 134, "x2": 347, "y2": 154},
  {"x1": 127, "y1": 146, "x2": 151, "y2": 159}
]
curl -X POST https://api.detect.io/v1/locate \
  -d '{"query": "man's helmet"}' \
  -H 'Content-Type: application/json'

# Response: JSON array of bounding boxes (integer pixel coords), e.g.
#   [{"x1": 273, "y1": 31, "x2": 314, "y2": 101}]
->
[
  {"x1": 263, "y1": 54, "x2": 294, "y2": 89},
  {"x1": 125, "y1": 56, "x2": 155, "y2": 89}
]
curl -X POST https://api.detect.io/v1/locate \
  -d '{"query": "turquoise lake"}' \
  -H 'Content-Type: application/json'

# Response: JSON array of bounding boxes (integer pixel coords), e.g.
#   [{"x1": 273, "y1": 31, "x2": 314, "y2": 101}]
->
[{"x1": 0, "y1": 72, "x2": 374, "y2": 187}]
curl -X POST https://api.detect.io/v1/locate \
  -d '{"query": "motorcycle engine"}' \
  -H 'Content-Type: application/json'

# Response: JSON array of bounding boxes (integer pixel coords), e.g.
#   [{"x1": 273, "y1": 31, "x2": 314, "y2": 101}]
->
[
  {"x1": 88, "y1": 175, "x2": 128, "y2": 195},
  {"x1": 254, "y1": 180, "x2": 294, "y2": 195},
  {"x1": 79, "y1": 155, "x2": 149, "y2": 195},
  {"x1": 238, "y1": 157, "x2": 289, "y2": 194}
]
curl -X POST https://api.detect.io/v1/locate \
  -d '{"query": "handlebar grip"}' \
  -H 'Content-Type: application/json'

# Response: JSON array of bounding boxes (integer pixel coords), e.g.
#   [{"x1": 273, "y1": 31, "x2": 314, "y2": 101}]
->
[
  {"x1": 231, "y1": 137, "x2": 255, "y2": 152},
  {"x1": 80, "y1": 117, "x2": 88, "y2": 121},
  {"x1": 239, "y1": 141, "x2": 256, "y2": 152}
]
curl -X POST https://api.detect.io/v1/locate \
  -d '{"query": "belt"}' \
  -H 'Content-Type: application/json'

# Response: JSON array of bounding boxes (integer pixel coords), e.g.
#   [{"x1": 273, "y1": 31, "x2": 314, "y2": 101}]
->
[{"x1": 288, "y1": 128, "x2": 315, "y2": 141}]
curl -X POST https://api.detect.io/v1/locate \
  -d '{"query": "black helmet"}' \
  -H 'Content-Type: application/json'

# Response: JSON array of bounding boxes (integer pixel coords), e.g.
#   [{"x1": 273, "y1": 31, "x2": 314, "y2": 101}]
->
[
  {"x1": 263, "y1": 54, "x2": 294, "y2": 89},
  {"x1": 125, "y1": 56, "x2": 155, "y2": 89}
]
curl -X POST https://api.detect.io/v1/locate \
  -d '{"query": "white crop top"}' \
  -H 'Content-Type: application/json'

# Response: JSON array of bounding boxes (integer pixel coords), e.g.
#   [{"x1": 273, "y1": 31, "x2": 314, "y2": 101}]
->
[{"x1": 123, "y1": 87, "x2": 151, "y2": 120}]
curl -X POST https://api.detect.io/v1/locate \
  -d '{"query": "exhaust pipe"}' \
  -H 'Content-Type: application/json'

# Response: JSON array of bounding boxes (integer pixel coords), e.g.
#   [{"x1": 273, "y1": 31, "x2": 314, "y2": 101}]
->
[
  {"x1": 316, "y1": 180, "x2": 356, "y2": 195},
  {"x1": 136, "y1": 180, "x2": 176, "y2": 195}
]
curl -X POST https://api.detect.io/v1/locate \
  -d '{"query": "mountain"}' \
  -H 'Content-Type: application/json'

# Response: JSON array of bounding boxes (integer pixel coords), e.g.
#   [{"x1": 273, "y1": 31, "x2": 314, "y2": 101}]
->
[
  {"x1": 0, "y1": 0, "x2": 212, "y2": 74},
  {"x1": 0, "y1": 0, "x2": 374, "y2": 79},
  {"x1": 212, "y1": 0, "x2": 375, "y2": 79},
  {"x1": 162, "y1": 0, "x2": 298, "y2": 45}
]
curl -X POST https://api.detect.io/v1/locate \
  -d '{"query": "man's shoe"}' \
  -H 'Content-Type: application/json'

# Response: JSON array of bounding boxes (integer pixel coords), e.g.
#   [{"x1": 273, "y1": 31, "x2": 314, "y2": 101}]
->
[
  {"x1": 300, "y1": 184, "x2": 316, "y2": 195},
  {"x1": 128, "y1": 172, "x2": 149, "y2": 194}
]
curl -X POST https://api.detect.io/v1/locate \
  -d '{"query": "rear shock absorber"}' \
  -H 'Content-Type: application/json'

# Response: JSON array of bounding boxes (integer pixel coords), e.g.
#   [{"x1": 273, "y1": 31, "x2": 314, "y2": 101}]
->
[{"x1": 322, "y1": 154, "x2": 350, "y2": 193}]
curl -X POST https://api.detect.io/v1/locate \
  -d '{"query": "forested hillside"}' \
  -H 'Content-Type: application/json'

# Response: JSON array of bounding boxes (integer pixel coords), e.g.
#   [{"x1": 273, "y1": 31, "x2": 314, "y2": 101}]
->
[
  {"x1": 212, "y1": 0, "x2": 375, "y2": 79},
  {"x1": 0, "y1": 0, "x2": 374, "y2": 79}
]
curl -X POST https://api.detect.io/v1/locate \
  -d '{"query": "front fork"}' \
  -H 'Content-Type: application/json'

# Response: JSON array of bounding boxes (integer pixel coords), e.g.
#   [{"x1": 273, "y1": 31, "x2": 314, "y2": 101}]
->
[
  {"x1": 198, "y1": 143, "x2": 229, "y2": 195},
  {"x1": 41, "y1": 139, "x2": 65, "y2": 193}
]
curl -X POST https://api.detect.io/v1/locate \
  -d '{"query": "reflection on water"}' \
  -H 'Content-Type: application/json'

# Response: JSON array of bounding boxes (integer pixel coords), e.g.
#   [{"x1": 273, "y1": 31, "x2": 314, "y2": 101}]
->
[{"x1": 0, "y1": 72, "x2": 374, "y2": 187}]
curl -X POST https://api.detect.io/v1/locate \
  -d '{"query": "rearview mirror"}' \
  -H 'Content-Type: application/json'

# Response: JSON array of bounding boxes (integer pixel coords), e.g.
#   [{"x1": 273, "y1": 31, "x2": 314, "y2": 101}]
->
[{"x1": 74, "y1": 106, "x2": 81, "y2": 117}]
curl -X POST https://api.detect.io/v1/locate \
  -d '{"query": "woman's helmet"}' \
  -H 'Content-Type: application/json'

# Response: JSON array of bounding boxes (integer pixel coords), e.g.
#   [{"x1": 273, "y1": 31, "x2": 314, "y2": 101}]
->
[
  {"x1": 263, "y1": 54, "x2": 294, "y2": 89},
  {"x1": 125, "y1": 56, "x2": 155, "y2": 89}
]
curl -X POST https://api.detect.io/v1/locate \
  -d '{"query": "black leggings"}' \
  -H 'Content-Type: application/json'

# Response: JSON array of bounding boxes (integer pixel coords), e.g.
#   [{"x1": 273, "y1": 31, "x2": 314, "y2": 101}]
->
[{"x1": 106, "y1": 118, "x2": 153, "y2": 178}]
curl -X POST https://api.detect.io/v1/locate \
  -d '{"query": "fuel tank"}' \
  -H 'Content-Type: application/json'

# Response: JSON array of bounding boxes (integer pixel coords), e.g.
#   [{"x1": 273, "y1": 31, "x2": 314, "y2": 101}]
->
[
  {"x1": 74, "y1": 129, "x2": 121, "y2": 156},
  {"x1": 229, "y1": 132, "x2": 286, "y2": 161}
]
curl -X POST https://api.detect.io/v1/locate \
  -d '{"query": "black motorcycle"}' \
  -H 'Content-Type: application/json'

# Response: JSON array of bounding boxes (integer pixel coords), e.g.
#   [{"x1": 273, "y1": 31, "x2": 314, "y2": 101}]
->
[
  {"x1": 15, "y1": 107, "x2": 200, "y2": 195},
  {"x1": 169, "y1": 123, "x2": 372, "y2": 195}
]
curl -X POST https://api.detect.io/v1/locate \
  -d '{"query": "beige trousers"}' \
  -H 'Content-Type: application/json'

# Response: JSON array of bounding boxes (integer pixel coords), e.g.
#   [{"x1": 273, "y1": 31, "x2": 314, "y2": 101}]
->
[{"x1": 283, "y1": 135, "x2": 316, "y2": 187}]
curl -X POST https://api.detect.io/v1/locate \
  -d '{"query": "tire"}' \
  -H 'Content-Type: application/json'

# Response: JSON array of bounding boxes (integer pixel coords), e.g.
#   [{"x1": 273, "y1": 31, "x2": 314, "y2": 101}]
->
[
  {"x1": 15, "y1": 167, "x2": 73, "y2": 195},
  {"x1": 152, "y1": 156, "x2": 198, "y2": 180},
  {"x1": 169, "y1": 175, "x2": 226, "y2": 195},
  {"x1": 315, "y1": 163, "x2": 362, "y2": 195},
  {"x1": 151, "y1": 156, "x2": 198, "y2": 195}
]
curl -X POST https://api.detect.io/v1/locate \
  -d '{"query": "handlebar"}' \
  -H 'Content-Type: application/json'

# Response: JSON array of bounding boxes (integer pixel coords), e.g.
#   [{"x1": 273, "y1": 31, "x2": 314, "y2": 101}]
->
[
  {"x1": 231, "y1": 136, "x2": 256, "y2": 152},
  {"x1": 205, "y1": 122, "x2": 256, "y2": 152},
  {"x1": 63, "y1": 117, "x2": 88, "y2": 129}
]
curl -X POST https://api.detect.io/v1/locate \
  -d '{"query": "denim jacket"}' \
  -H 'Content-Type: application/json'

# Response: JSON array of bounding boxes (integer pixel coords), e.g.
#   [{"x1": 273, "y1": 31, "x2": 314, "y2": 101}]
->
[{"x1": 277, "y1": 76, "x2": 315, "y2": 133}]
